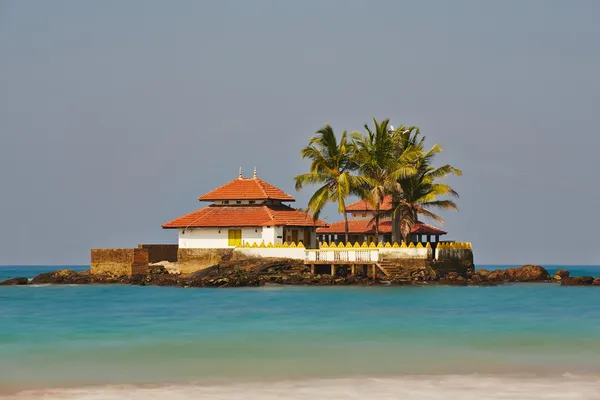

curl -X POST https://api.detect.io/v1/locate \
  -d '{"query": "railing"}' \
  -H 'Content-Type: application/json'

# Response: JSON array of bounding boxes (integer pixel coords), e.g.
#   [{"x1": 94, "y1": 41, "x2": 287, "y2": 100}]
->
[{"x1": 305, "y1": 249, "x2": 379, "y2": 263}]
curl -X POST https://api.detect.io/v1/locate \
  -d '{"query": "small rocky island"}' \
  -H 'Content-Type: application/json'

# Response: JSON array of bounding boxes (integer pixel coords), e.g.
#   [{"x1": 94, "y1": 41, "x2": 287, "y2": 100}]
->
[{"x1": 2, "y1": 259, "x2": 599, "y2": 288}]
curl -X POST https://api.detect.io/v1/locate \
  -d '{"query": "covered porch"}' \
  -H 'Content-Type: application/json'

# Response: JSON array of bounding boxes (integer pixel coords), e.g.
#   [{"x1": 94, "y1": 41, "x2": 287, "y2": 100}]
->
[{"x1": 316, "y1": 220, "x2": 446, "y2": 248}]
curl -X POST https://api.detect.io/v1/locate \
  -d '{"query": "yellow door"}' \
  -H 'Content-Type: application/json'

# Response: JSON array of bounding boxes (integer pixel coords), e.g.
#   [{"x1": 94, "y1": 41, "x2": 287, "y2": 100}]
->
[
  {"x1": 228, "y1": 229, "x2": 242, "y2": 246},
  {"x1": 303, "y1": 229, "x2": 310, "y2": 247},
  {"x1": 291, "y1": 230, "x2": 298, "y2": 244}
]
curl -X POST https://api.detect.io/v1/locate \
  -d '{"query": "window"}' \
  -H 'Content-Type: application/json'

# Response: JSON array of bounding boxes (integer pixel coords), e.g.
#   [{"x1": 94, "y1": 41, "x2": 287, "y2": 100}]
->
[
  {"x1": 236, "y1": 200, "x2": 242, "y2": 204},
  {"x1": 362, "y1": 213, "x2": 367, "y2": 217},
  {"x1": 223, "y1": 200, "x2": 229, "y2": 204},
  {"x1": 249, "y1": 200, "x2": 255, "y2": 204}
]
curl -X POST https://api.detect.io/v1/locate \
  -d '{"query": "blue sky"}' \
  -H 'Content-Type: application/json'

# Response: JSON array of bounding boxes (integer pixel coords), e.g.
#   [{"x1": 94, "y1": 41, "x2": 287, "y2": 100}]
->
[{"x1": 1, "y1": 1, "x2": 599, "y2": 265}]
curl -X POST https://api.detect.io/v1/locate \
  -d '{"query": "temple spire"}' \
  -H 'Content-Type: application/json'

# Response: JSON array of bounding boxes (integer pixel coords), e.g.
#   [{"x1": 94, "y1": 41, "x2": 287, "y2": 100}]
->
[
  {"x1": 253, "y1": 167, "x2": 257, "y2": 179},
  {"x1": 238, "y1": 167, "x2": 242, "y2": 179}
]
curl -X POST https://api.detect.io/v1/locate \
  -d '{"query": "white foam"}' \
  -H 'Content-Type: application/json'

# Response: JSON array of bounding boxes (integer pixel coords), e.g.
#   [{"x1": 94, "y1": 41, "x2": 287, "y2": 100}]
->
[{"x1": 3, "y1": 375, "x2": 600, "y2": 400}]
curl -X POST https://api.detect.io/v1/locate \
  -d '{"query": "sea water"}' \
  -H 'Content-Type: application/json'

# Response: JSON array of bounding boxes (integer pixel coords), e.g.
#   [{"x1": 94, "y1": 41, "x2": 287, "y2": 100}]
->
[{"x1": 1, "y1": 265, "x2": 599, "y2": 399}]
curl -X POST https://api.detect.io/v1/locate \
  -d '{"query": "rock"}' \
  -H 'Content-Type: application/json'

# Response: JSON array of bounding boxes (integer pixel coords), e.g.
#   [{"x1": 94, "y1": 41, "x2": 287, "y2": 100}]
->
[
  {"x1": 487, "y1": 269, "x2": 507, "y2": 281},
  {"x1": 446, "y1": 272, "x2": 462, "y2": 280},
  {"x1": 184, "y1": 267, "x2": 261, "y2": 288},
  {"x1": 553, "y1": 269, "x2": 569, "y2": 280},
  {"x1": 476, "y1": 269, "x2": 490, "y2": 277},
  {"x1": 31, "y1": 269, "x2": 92, "y2": 285},
  {"x1": 561, "y1": 276, "x2": 595, "y2": 286},
  {"x1": 504, "y1": 265, "x2": 551, "y2": 282},
  {"x1": 148, "y1": 265, "x2": 169, "y2": 275},
  {"x1": 91, "y1": 273, "x2": 132, "y2": 284},
  {"x1": 593, "y1": 278, "x2": 600, "y2": 286},
  {"x1": 0, "y1": 277, "x2": 29, "y2": 286},
  {"x1": 439, "y1": 278, "x2": 468, "y2": 286}
]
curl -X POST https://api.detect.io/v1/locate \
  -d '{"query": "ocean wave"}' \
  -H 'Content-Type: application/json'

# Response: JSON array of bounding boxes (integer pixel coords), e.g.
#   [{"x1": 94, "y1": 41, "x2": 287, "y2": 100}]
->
[{"x1": 3, "y1": 375, "x2": 600, "y2": 400}]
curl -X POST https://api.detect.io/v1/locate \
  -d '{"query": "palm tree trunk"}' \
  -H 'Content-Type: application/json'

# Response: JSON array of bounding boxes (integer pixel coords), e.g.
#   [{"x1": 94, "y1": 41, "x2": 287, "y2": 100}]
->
[
  {"x1": 400, "y1": 218, "x2": 411, "y2": 244},
  {"x1": 374, "y1": 203, "x2": 380, "y2": 244},
  {"x1": 343, "y1": 207, "x2": 349, "y2": 244},
  {"x1": 392, "y1": 200, "x2": 400, "y2": 244}
]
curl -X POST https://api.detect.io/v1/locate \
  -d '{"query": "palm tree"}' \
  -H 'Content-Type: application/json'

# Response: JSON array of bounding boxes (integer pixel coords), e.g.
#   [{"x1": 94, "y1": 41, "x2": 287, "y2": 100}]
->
[
  {"x1": 350, "y1": 118, "x2": 420, "y2": 242},
  {"x1": 392, "y1": 138, "x2": 462, "y2": 244},
  {"x1": 295, "y1": 125, "x2": 367, "y2": 243}
]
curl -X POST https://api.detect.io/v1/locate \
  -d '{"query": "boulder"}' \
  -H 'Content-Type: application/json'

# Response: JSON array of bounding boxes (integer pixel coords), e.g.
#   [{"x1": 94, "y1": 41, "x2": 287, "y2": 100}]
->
[
  {"x1": 553, "y1": 269, "x2": 570, "y2": 281},
  {"x1": 0, "y1": 277, "x2": 29, "y2": 286},
  {"x1": 504, "y1": 265, "x2": 551, "y2": 282},
  {"x1": 184, "y1": 267, "x2": 261, "y2": 288},
  {"x1": 487, "y1": 269, "x2": 507, "y2": 281},
  {"x1": 439, "y1": 277, "x2": 468, "y2": 286},
  {"x1": 476, "y1": 269, "x2": 490, "y2": 277},
  {"x1": 593, "y1": 278, "x2": 600, "y2": 286},
  {"x1": 91, "y1": 273, "x2": 132, "y2": 284},
  {"x1": 561, "y1": 276, "x2": 595, "y2": 286},
  {"x1": 31, "y1": 269, "x2": 92, "y2": 285}
]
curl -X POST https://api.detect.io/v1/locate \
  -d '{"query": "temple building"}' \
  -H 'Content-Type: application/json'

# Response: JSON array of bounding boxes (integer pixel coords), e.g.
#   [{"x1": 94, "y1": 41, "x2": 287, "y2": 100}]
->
[
  {"x1": 162, "y1": 169, "x2": 326, "y2": 249},
  {"x1": 317, "y1": 196, "x2": 447, "y2": 245}
]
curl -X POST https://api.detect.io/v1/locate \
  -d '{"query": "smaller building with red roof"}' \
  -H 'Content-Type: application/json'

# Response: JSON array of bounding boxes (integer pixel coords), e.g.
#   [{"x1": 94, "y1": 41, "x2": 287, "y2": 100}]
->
[
  {"x1": 162, "y1": 168, "x2": 326, "y2": 249},
  {"x1": 317, "y1": 195, "x2": 447, "y2": 245}
]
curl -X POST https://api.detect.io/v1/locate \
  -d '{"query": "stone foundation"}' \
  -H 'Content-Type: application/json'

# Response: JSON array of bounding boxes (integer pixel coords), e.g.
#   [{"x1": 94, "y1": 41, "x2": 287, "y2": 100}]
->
[
  {"x1": 177, "y1": 248, "x2": 234, "y2": 274},
  {"x1": 431, "y1": 258, "x2": 475, "y2": 278},
  {"x1": 91, "y1": 248, "x2": 149, "y2": 276},
  {"x1": 138, "y1": 244, "x2": 178, "y2": 263},
  {"x1": 378, "y1": 253, "x2": 474, "y2": 280}
]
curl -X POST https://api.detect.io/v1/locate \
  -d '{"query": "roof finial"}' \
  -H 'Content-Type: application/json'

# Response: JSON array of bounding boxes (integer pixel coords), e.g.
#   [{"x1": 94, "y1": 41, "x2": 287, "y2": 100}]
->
[
  {"x1": 253, "y1": 166, "x2": 257, "y2": 179},
  {"x1": 238, "y1": 166, "x2": 242, "y2": 179}
]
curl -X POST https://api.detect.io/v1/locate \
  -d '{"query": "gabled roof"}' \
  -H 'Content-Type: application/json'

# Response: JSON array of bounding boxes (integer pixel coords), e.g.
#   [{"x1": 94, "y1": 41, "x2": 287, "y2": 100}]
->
[
  {"x1": 316, "y1": 220, "x2": 446, "y2": 235},
  {"x1": 162, "y1": 204, "x2": 327, "y2": 228},
  {"x1": 198, "y1": 176, "x2": 295, "y2": 202},
  {"x1": 346, "y1": 196, "x2": 392, "y2": 212}
]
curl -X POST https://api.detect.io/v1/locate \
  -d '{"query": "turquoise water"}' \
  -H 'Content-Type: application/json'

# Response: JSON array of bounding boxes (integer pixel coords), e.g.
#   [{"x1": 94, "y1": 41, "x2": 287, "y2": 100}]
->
[{"x1": 1, "y1": 266, "x2": 600, "y2": 399}]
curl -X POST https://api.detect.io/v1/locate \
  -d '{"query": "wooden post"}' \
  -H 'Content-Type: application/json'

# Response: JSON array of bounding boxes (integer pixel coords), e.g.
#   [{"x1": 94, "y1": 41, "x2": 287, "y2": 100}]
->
[
  {"x1": 331, "y1": 264, "x2": 337, "y2": 277},
  {"x1": 310, "y1": 264, "x2": 316, "y2": 275},
  {"x1": 372, "y1": 265, "x2": 377, "y2": 279},
  {"x1": 351, "y1": 264, "x2": 356, "y2": 275}
]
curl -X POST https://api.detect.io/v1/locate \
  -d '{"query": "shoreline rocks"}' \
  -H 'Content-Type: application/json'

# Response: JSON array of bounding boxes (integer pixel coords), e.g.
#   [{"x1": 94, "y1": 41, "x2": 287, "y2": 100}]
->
[
  {"x1": 2, "y1": 264, "x2": 598, "y2": 288},
  {"x1": 0, "y1": 277, "x2": 29, "y2": 286},
  {"x1": 561, "y1": 276, "x2": 595, "y2": 286}
]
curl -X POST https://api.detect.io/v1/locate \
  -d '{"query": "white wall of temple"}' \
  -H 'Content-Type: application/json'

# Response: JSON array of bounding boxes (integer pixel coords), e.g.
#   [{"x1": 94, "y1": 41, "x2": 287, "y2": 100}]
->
[
  {"x1": 261, "y1": 226, "x2": 285, "y2": 245},
  {"x1": 178, "y1": 228, "x2": 229, "y2": 248},
  {"x1": 177, "y1": 226, "x2": 316, "y2": 249},
  {"x1": 234, "y1": 247, "x2": 306, "y2": 260},
  {"x1": 240, "y1": 227, "x2": 263, "y2": 246},
  {"x1": 178, "y1": 227, "x2": 269, "y2": 248}
]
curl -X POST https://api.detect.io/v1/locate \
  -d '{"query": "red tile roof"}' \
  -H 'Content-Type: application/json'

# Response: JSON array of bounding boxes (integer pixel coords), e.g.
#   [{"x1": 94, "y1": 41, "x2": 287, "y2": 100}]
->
[
  {"x1": 199, "y1": 177, "x2": 295, "y2": 202},
  {"x1": 346, "y1": 196, "x2": 392, "y2": 211},
  {"x1": 316, "y1": 220, "x2": 446, "y2": 235},
  {"x1": 162, "y1": 205, "x2": 327, "y2": 228}
]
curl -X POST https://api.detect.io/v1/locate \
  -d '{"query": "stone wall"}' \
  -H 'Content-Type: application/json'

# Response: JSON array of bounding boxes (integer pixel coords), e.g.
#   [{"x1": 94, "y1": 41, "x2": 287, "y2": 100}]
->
[
  {"x1": 379, "y1": 247, "x2": 433, "y2": 259},
  {"x1": 379, "y1": 251, "x2": 474, "y2": 280},
  {"x1": 137, "y1": 244, "x2": 178, "y2": 263},
  {"x1": 435, "y1": 247, "x2": 474, "y2": 262},
  {"x1": 177, "y1": 248, "x2": 234, "y2": 274},
  {"x1": 91, "y1": 248, "x2": 149, "y2": 276},
  {"x1": 431, "y1": 258, "x2": 475, "y2": 278}
]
